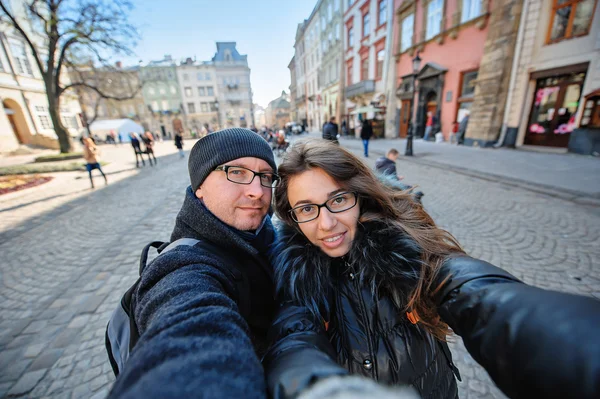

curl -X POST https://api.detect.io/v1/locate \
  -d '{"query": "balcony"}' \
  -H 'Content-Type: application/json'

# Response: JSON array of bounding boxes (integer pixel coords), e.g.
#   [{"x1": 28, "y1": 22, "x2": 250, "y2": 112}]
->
[
  {"x1": 227, "y1": 84, "x2": 238, "y2": 90},
  {"x1": 345, "y1": 80, "x2": 375, "y2": 99}
]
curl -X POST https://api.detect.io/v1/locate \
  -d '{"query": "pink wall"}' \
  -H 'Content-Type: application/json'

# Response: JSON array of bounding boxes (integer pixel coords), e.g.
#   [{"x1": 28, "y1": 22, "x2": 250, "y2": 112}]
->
[{"x1": 393, "y1": 0, "x2": 490, "y2": 139}]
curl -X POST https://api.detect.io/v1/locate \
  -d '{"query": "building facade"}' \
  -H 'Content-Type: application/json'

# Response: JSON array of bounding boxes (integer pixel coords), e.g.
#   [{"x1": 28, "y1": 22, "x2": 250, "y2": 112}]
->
[
  {"x1": 139, "y1": 55, "x2": 184, "y2": 138},
  {"x1": 0, "y1": 24, "x2": 82, "y2": 151},
  {"x1": 498, "y1": 0, "x2": 600, "y2": 152},
  {"x1": 393, "y1": 0, "x2": 495, "y2": 141},
  {"x1": 176, "y1": 58, "x2": 219, "y2": 134},
  {"x1": 293, "y1": 22, "x2": 308, "y2": 128},
  {"x1": 305, "y1": 10, "x2": 323, "y2": 131},
  {"x1": 319, "y1": 0, "x2": 344, "y2": 125},
  {"x1": 288, "y1": 56, "x2": 298, "y2": 123},
  {"x1": 212, "y1": 42, "x2": 254, "y2": 129},
  {"x1": 266, "y1": 91, "x2": 291, "y2": 128},
  {"x1": 344, "y1": 0, "x2": 393, "y2": 138}
]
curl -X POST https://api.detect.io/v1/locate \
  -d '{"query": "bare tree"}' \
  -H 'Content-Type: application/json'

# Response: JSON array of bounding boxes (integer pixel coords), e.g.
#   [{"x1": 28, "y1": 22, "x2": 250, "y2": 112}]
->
[{"x1": 0, "y1": 0, "x2": 139, "y2": 153}]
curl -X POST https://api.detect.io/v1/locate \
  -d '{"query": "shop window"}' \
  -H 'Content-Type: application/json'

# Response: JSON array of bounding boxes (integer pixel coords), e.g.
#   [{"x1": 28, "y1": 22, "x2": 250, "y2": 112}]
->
[
  {"x1": 400, "y1": 14, "x2": 415, "y2": 52},
  {"x1": 456, "y1": 70, "x2": 478, "y2": 122},
  {"x1": 580, "y1": 95, "x2": 600, "y2": 128},
  {"x1": 547, "y1": 0, "x2": 597, "y2": 44},
  {"x1": 525, "y1": 72, "x2": 586, "y2": 147}
]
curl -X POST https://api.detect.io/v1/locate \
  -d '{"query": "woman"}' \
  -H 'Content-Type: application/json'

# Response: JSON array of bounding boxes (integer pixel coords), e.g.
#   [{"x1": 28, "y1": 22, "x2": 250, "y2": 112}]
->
[
  {"x1": 82, "y1": 137, "x2": 107, "y2": 189},
  {"x1": 174, "y1": 131, "x2": 184, "y2": 158},
  {"x1": 142, "y1": 131, "x2": 157, "y2": 165},
  {"x1": 265, "y1": 139, "x2": 600, "y2": 399},
  {"x1": 266, "y1": 138, "x2": 461, "y2": 398}
]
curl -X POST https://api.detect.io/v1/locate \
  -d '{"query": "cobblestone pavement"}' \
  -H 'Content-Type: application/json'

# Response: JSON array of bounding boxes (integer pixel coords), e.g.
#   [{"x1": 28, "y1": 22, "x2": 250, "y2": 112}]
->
[{"x1": 1, "y1": 137, "x2": 599, "y2": 398}]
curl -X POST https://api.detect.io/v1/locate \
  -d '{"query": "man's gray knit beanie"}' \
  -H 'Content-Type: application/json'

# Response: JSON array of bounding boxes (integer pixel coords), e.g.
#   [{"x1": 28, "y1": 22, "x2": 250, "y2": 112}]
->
[{"x1": 188, "y1": 128, "x2": 277, "y2": 191}]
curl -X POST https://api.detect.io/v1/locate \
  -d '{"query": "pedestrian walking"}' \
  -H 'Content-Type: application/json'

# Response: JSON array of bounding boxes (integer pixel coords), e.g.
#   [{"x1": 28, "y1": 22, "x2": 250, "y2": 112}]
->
[
  {"x1": 341, "y1": 119, "x2": 348, "y2": 136},
  {"x1": 322, "y1": 116, "x2": 339, "y2": 144},
  {"x1": 130, "y1": 133, "x2": 146, "y2": 168},
  {"x1": 423, "y1": 111, "x2": 434, "y2": 141},
  {"x1": 174, "y1": 131, "x2": 184, "y2": 158},
  {"x1": 264, "y1": 139, "x2": 600, "y2": 399},
  {"x1": 82, "y1": 137, "x2": 107, "y2": 189},
  {"x1": 360, "y1": 119, "x2": 373, "y2": 157},
  {"x1": 142, "y1": 131, "x2": 157, "y2": 166},
  {"x1": 108, "y1": 128, "x2": 280, "y2": 399},
  {"x1": 457, "y1": 112, "x2": 470, "y2": 145}
]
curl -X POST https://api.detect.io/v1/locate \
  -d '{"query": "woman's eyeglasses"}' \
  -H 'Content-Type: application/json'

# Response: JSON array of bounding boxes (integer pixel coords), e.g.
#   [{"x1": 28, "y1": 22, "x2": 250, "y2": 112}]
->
[{"x1": 289, "y1": 192, "x2": 358, "y2": 223}]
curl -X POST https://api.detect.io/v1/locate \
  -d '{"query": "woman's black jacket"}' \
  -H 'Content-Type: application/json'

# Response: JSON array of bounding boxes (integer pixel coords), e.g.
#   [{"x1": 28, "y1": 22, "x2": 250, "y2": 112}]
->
[{"x1": 264, "y1": 222, "x2": 600, "y2": 399}]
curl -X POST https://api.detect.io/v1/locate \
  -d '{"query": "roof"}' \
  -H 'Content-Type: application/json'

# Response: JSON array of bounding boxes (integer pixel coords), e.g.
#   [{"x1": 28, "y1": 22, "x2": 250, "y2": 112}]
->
[{"x1": 212, "y1": 42, "x2": 248, "y2": 62}]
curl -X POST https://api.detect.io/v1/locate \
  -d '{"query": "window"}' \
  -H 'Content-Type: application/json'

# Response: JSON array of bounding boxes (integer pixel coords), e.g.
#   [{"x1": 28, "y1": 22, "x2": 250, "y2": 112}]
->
[
  {"x1": 38, "y1": 115, "x2": 51, "y2": 129},
  {"x1": 426, "y1": 0, "x2": 443, "y2": 40},
  {"x1": 159, "y1": 87, "x2": 166, "y2": 95},
  {"x1": 376, "y1": 49, "x2": 385, "y2": 80},
  {"x1": 323, "y1": 41, "x2": 328, "y2": 52},
  {"x1": 329, "y1": 32, "x2": 333, "y2": 44},
  {"x1": 328, "y1": 3, "x2": 333, "y2": 21},
  {"x1": 336, "y1": 0, "x2": 340, "y2": 11},
  {"x1": 348, "y1": 26, "x2": 354, "y2": 47},
  {"x1": 198, "y1": 86, "x2": 206, "y2": 96},
  {"x1": 360, "y1": 56, "x2": 369, "y2": 81},
  {"x1": 170, "y1": 86, "x2": 177, "y2": 94},
  {"x1": 207, "y1": 86, "x2": 214, "y2": 96},
  {"x1": 148, "y1": 87, "x2": 156, "y2": 95},
  {"x1": 152, "y1": 101, "x2": 159, "y2": 111},
  {"x1": 187, "y1": 102, "x2": 196, "y2": 113},
  {"x1": 336, "y1": 24, "x2": 340, "y2": 40},
  {"x1": 10, "y1": 41, "x2": 33, "y2": 76},
  {"x1": 547, "y1": 0, "x2": 596, "y2": 43},
  {"x1": 401, "y1": 14, "x2": 415, "y2": 52},
  {"x1": 205, "y1": 73, "x2": 211, "y2": 80},
  {"x1": 378, "y1": 0, "x2": 387, "y2": 26},
  {"x1": 363, "y1": 13, "x2": 370, "y2": 37},
  {"x1": 461, "y1": 0, "x2": 481, "y2": 23},
  {"x1": 162, "y1": 100, "x2": 169, "y2": 110},
  {"x1": 197, "y1": 72, "x2": 203, "y2": 80},
  {"x1": 457, "y1": 70, "x2": 478, "y2": 121},
  {"x1": 183, "y1": 73, "x2": 189, "y2": 81},
  {"x1": 201, "y1": 102, "x2": 209, "y2": 112},
  {"x1": 184, "y1": 87, "x2": 192, "y2": 97},
  {"x1": 347, "y1": 60, "x2": 353, "y2": 85},
  {"x1": 348, "y1": 0, "x2": 355, "y2": 6},
  {"x1": 322, "y1": 16, "x2": 327, "y2": 28}
]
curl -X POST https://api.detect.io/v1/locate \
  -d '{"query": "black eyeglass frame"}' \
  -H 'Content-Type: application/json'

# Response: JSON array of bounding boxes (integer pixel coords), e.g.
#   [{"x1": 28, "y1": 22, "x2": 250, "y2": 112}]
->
[
  {"x1": 288, "y1": 192, "x2": 358, "y2": 223},
  {"x1": 214, "y1": 165, "x2": 280, "y2": 188}
]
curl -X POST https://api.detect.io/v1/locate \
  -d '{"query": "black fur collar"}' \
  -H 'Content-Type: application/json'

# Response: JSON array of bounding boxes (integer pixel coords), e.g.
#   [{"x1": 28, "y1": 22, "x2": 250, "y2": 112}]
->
[{"x1": 272, "y1": 220, "x2": 424, "y2": 318}]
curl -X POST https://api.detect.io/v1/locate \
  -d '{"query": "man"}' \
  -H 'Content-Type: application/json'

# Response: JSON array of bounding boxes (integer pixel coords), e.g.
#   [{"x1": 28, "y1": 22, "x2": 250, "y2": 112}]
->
[
  {"x1": 375, "y1": 148, "x2": 403, "y2": 180},
  {"x1": 322, "y1": 116, "x2": 339, "y2": 143},
  {"x1": 109, "y1": 128, "x2": 279, "y2": 398},
  {"x1": 360, "y1": 119, "x2": 373, "y2": 157}
]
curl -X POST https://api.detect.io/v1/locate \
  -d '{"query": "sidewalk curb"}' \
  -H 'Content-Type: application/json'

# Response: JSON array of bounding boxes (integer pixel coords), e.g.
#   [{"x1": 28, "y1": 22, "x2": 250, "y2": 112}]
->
[{"x1": 341, "y1": 140, "x2": 600, "y2": 208}]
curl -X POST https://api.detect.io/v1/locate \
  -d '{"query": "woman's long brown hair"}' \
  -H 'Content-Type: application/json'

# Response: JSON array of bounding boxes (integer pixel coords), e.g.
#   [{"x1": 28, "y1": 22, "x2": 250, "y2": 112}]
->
[{"x1": 274, "y1": 139, "x2": 464, "y2": 340}]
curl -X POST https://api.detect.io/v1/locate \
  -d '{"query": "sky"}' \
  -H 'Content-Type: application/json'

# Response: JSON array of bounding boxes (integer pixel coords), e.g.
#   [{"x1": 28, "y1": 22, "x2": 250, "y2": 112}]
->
[{"x1": 122, "y1": 0, "x2": 317, "y2": 108}]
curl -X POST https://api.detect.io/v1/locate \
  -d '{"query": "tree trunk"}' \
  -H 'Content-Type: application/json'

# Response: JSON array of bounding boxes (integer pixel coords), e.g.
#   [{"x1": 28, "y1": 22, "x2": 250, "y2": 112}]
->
[{"x1": 46, "y1": 86, "x2": 72, "y2": 153}]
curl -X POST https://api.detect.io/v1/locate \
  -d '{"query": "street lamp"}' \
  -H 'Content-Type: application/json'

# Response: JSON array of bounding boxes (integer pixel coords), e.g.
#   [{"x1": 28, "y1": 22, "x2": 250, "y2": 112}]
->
[{"x1": 405, "y1": 52, "x2": 422, "y2": 156}]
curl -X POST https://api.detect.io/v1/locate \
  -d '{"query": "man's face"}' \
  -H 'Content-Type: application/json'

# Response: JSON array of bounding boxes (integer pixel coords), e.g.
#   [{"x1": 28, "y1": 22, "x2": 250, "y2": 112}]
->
[
  {"x1": 195, "y1": 157, "x2": 273, "y2": 231},
  {"x1": 388, "y1": 153, "x2": 399, "y2": 162}
]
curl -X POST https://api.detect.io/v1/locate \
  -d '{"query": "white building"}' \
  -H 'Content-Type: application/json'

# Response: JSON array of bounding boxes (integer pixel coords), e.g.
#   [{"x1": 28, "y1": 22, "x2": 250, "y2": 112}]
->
[
  {"x1": 176, "y1": 58, "x2": 219, "y2": 134},
  {"x1": 212, "y1": 42, "x2": 254, "y2": 129},
  {"x1": 304, "y1": 9, "x2": 323, "y2": 132},
  {"x1": 0, "y1": 3, "x2": 82, "y2": 151},
  {"x1": 343, "y1": 0, "x2": 393, "y2": 138},
  {"x1": 293, "y1": 22, "x2": 308, "y2": 127}
]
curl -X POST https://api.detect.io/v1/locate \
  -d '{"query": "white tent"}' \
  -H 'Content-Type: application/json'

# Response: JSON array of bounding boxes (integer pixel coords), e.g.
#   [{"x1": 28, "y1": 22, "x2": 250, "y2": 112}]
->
[{"x1": 89, "y1": 119, "x2": 144, "y2": 143}]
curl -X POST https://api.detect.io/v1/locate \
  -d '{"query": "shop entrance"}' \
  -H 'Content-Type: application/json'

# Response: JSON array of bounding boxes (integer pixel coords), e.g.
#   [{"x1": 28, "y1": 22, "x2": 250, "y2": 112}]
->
[{"x1": 525, "y1": 70, "x2": 586, "y2": 147}]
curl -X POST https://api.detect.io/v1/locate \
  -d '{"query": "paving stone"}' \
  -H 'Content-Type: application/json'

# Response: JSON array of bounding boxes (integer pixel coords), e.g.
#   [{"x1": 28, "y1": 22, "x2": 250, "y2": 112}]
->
[
  {"x1": 0, "y1": 358, "x2": 31, "y2": 383},
  {"x1": 67, "y1": 315, "x2": 91, "y2": 329},
  {"x1": 90, "y1": 387, "x2": 110, "y2": 399},
  {"x1": 78, "y1": 295, "x2": 106, "y2": 314},
  {"x1": 24, "y1": 342, "x2": 46, "y2": 358},
  {"x1": 22, "y1": 319, "x2": 49, "y2": 334},
  {"x1": 51, "y1": 328, "x2": 81, "y2": 349},
  {"x1": 7, "y1": 369, "x2": 47, "y2": 396},
  {"x1": 29, "y1": 348, "x2": 64, "y2": 371}
]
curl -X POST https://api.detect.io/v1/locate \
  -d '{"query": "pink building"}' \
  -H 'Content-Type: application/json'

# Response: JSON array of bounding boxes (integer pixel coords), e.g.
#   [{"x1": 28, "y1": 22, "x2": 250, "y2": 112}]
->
[{"x1": 393, "y1": 0, "x2": 492, "y2": 140}]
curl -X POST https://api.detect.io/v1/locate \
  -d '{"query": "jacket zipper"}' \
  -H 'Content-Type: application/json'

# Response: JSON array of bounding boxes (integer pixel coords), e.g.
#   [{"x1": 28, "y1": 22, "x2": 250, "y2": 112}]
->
[{"x1": 349, "y1": 261, "x2": 376, "y2": 377}]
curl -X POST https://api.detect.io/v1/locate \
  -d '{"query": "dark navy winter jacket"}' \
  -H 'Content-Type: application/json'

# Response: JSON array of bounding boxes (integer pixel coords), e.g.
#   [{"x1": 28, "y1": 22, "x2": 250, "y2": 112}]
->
[{"x1": 108, "y1": 186, "x2": 276, "y2": 398}]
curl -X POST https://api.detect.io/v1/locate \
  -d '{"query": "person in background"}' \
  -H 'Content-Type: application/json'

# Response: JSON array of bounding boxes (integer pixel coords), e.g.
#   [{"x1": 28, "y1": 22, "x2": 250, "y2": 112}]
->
[
  {"x1": 130, "y1": 133, "x2": 145, "y2": 168},
  {"x1": 322, "y1": 116, "x2": 339, "y2": 144},
  {"x1": 341, "y1": 120, "x2": 348, "y2": 136},
  {"x1": 174, "y1": 131, "x2": 184, "y2": 159},
  {"x1": 375, "y1": 148, "x2": 404, "y2": 181},
  {"x1": 82, "y1": 137, "x2": 107, "y2": 189},
  {"x1": 457, "y1": 112, "x2": 470, "y2": 145},
  {"x1": 265, "y1": 139, "x2": 600, "y2": 399},
  {"x1": 423, "y1": 111, "x2": 434, "y2": 141},
  {"x1": 360, "y1": 119, "x2": 373, "y2": 157},
  {"x1": 142, "y1": 131, "x2": 157, "y2": 166}
]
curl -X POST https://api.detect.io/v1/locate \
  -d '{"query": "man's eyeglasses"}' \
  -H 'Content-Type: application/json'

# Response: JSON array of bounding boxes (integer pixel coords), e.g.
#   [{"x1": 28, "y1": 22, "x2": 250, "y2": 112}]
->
[
  {"x1": 289, "y1": 192, "x2": 358, "y2": 223},
  {"x1": 215, "y1": 165, "x2": 280, "y2": 188}
]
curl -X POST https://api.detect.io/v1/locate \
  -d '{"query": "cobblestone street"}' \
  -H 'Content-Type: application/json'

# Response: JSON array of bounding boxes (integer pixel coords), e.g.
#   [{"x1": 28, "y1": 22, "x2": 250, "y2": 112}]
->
[{"x1": 1, "y1": 139, "x2": 599, "y2": 398}]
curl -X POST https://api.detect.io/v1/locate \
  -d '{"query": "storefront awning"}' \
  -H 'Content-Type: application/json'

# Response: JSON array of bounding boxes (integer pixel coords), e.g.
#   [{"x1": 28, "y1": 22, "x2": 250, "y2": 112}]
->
[{"x1": 350, "y1": 106, "x2": 384, "y2": 115}]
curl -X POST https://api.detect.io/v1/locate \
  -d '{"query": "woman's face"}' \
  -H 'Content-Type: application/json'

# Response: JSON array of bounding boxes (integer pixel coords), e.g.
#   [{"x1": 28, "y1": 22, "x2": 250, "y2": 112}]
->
[{"x1": 287, "y1": 168, "x2": 360, "y2": 258}]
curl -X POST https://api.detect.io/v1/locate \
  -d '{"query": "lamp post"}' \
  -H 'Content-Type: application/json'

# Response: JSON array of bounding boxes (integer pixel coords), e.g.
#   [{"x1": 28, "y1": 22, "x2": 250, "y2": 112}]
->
[
  {"x1": 214, "y1": 99, "x2": 221, "y2": 130},
  {"x1": 405, "y1": 52, "x2": 422, "y2": 156}
]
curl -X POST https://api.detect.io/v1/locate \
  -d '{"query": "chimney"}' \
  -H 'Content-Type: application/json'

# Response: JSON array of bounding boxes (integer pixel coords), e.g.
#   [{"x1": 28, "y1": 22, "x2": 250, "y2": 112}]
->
[{"x1": 115, "y1": 61, "x2": 122, "y2": 69}]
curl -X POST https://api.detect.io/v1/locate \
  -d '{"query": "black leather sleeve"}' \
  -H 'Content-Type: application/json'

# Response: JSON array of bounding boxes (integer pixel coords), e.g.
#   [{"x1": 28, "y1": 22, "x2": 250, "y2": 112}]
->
[
  {"x1": 435, "y1": 256, "x2": 600, "y2": 399},
  {"x1": 263, "y1": 302, "x2": 348, "y2": 399}
]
